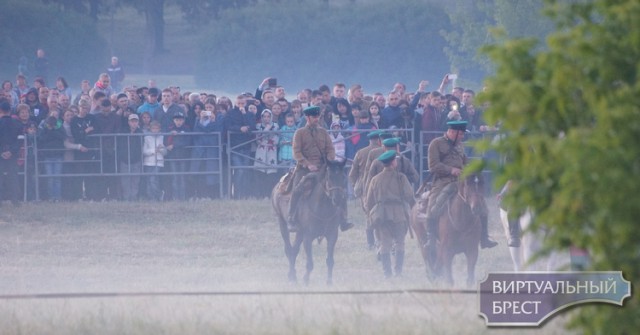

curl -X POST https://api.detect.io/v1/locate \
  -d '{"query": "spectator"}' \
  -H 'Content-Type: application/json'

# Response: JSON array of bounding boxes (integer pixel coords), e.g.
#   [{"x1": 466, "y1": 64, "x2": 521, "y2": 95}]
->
[
  {"x1": 330, "y1": 121, "x2": 346, "y2": 163},
  {"x1": 107, "y1": 56, "x2": 125, "y2": 93},
  {"x1": 380, "y1": 91, "x2": 403, "y2": 129},
  {"x1": 253, "y1": 109, "x2": 279, "y2": 197},
  {"x1": 37, "y1": 116, "x2": 65, "y2": 201},
  {"x1": 0, "y1": 100, "x2": 23, "y2": 205},
  {"x1": 165, "y1": 112, "x2": 191, "y2": 200},
  {"x1": 348, "y1": 108, "x2": 377, "y2": 158},
  {"x1": 61, "y1": 109, "x2": 87, "y2": 201},
  {"x1": 70, "y1": 99, "x2": 99, "y2": 200},
  {"x1": 54, "y1": 77, "x2": 72, "y2": 100},
  {"x1": 34, "y1": 49, "x2": 49, "y2": 83},
  {"x1": 117, "y1": 114, "x2": 143, "y2": 201},
  {"x1": 278, "y1": 113, "x2": 297, "y2": 167},
  {"x1": 93, "y1": 99, "x2": 121, "y2": 200},
  {"x1": 154, "y1": 88, "x2": 185, "y2": 132},
  {"x1": 368, "y1": 102, "x2": 381, "y2": 128},
  {"x1": 137, "y1": 87, "x2": 160, "y2": 116},
  {"x1": 224, "y1": 95, "x2": 254, "y2": 199},
  {"x1": 2, "y1": 80, "x2": 19, "y2": 107},
  {"x1": 14, "y1": 74, "x2": 30, "y2": 98},
  {"x1": 140, "y1": 111, "x2": 152, "y2": 133},
  {"x1": 190, "y1": 107, "x2": 224, "y2": 199},
  {"x1": 143, "y1": 121, "x2": 167, "y2": 201},
  {"x1": 94, "y1": 73, "x2": 114, "y2": 98},
  {"x1": 73, "y1": 80, "x2": 92, "y2": 105}
]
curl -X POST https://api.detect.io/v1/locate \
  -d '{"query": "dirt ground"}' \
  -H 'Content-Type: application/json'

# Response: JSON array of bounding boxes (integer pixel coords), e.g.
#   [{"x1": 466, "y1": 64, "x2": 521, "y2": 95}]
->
[{"x1": 0, "y1": 199, "x2": 571, "y2": 334}]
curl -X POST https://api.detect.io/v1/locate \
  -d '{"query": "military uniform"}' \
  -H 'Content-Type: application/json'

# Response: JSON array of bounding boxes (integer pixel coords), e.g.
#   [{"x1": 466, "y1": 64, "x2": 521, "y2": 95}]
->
[
  {"x1": 349, "y1": 130, "x2": 381, "y2": 198},
  {"x1": 424, "y1": 121, "x2": 497, "y2": 252},
  {"x1": 365, "y1": 150, "x2": 415, "y2": 278},
  {"x1": 349, "y1": 130, "x2": 382, "y2": 249},
  {"x1": 288, "y1": 106, "x2": 352, "y2": 232}
]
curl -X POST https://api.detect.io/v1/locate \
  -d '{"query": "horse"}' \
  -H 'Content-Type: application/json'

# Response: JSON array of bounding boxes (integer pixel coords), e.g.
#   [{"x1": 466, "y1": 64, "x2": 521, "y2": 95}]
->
[
  {"x1": 411, "y1": 173, "x2": 484, "y2": 286},
  {"x1": 499, "y1": 208, "x2": 573, "y2": 271},
  {"x1": 272, "y1": 160, "x2": 348, "y2": 285}
]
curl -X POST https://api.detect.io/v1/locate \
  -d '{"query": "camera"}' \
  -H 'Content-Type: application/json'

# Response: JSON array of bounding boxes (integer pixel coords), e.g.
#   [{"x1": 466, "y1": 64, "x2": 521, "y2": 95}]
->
[
  {"x1": 268, "y1": 78, "x2": 277, "y2": 88},
  {"x1": 447, "y1": 74, "x2": 458, "y2": 80}
]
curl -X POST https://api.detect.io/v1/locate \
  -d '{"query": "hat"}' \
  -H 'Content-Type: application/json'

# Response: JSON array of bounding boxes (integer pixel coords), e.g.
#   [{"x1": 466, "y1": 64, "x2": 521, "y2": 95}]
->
[
  {"x1": 128, "y1": 113, "x2": 139, "y2": 121},
  {"x1": 303, "y1": 106, "x2": 321, "y2": 116},
  {"x1": 447, "y1": 120, "x2": 467, "y2": 132},
  {"x1": 367, "y1": 130, "x2": 382, "y2": 139},
  {"x1": 148, "y1": 87, "x2": 160, "y2": 96},
  {"x1": 173, "y1": 112, "x2": 185, "y2": 119},
  {"x1": 377, "y1": 150, "x2": 397, "y2": 165},
  {"x1": 382, "y1": 137, "x2": 401, "y2": 147}
]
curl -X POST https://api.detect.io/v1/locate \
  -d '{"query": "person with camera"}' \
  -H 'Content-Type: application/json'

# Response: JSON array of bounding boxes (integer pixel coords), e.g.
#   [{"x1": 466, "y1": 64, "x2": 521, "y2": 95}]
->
[{"x1": 190, "y1": 106, "x2": 224, "y2": 199}]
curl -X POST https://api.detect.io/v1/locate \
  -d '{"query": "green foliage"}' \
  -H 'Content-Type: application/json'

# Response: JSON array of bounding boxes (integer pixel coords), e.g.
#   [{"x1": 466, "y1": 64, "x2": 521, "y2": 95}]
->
[
  {"x1": 442, "y1": 0, "x2": 553, "y2": 83},
  {"x1": 479, "y1": 0, "x2": 640, "y2": 332},
  {"x1": 196, "y1": 0, "x2": 451, "y2": 92},
  {"x1": 0, "y1": 0, "x2": 107, "y2": 84}
]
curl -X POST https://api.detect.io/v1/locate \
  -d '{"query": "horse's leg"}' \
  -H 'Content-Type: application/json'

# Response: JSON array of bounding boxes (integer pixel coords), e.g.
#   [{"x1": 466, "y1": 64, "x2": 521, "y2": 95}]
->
[
  {"x1": 288, "y1": 232, "x2": 303, "y2": 283},
  {"x1": 325, "y1": 230, "x2": 337, "y2": 286},
  {"x1": 411, "y1": 207, "x2": 432, "y2": 278},
  {"x1": 500, "y1": 208, "x2": 521, "y2": 271},
  {"x1": 303, "y1": 237, "x2": 314, "y2": 286},
  {"x1": 442, "y1": 247, "x2": 454, "y2": 286},
  {"x1": 466, "y1": 246, "x2": 479, "y2": 288}
]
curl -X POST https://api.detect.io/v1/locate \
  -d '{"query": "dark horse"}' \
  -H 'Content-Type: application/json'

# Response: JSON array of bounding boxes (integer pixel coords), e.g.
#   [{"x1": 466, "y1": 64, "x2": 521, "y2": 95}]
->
[
  {"x1": 410, "y1": 173, "x2": 483, "y2": 286},
  {"x1": 272, "y1": 160, "x2": 347, "y2": 285}
]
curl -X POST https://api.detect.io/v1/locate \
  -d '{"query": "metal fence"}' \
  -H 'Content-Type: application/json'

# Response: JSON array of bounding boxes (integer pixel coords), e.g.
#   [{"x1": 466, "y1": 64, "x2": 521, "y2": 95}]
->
[{"x1": 15, "y1": 128, "x2": 500, "y2": 201}]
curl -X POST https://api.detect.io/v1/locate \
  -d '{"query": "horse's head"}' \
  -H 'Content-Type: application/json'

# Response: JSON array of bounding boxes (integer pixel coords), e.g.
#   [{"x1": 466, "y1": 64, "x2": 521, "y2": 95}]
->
[
  {"x1": 463, "y1": 173, "x2": 484, "y2": 215},
  {"x1": 324, "y1": 160, "x2": 348, "y2": 206}
]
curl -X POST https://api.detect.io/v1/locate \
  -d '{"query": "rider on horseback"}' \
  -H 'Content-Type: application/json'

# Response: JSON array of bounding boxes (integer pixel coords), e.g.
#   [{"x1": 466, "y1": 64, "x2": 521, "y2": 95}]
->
[
  {"x1": 287, "y1": 105, "x2": 353, "y2": 233},
  {"x1": 423, "y1": 121, "x2": 497, "y2": 256}
]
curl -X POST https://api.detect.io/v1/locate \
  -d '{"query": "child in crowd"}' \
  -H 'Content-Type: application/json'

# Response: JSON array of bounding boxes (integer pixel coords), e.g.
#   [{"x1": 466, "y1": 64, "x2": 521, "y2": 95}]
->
[
  {"x1": 330, "y1": 121, "x2": 346, "y2": 163},
  {"x1": 143, "y1": 120, "x2": 166, "y2": 201},
  {"x1": 368, "y1": 102, "x2": 381, "y2": 128},
  {"x1": 278, "y1": 113, "x2": 297, "y2": 167}
]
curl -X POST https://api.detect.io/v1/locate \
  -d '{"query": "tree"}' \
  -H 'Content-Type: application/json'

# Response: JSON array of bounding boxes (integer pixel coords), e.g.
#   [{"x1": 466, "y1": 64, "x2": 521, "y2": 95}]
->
[
  {"x1": 442, "y1": 0, "x2": 554, "y2": 83},
  {"x1": 477, "y1": 0, "x2": 640, "y2": 333}
]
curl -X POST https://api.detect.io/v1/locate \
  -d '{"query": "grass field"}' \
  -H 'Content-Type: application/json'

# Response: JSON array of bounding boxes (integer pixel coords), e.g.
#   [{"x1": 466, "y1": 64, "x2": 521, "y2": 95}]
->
[{"x1": 0, "y1": 198, "x2": 572, "y2": 334}]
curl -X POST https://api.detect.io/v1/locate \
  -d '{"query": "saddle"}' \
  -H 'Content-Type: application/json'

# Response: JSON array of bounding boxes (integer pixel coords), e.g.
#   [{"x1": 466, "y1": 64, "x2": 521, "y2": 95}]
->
[{"x1": 277, "y1": 170, "x2": 295, "y2": 195}]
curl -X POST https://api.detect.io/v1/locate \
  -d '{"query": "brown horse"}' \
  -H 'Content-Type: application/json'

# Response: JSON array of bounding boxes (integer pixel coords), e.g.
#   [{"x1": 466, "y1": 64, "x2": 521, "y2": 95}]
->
[
  {"x1": 411, "y1": 173, "x2": 483, "y2": 286},
  {"x1": 272, "y1": 160, "x2": 347, "y2": 285}
]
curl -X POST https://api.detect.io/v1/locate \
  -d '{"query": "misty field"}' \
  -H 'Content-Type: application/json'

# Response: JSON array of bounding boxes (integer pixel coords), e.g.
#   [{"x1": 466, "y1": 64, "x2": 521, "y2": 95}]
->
[{"x1": 0, "y1": 198, "x2": 571, "y2": 334}]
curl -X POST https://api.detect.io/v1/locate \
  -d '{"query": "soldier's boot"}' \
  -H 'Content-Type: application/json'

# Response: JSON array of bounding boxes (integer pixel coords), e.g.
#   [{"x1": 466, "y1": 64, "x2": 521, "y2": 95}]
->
[
  {"x1": 380, "y1": 253, "x2": 392, "y2": 279},
  {"x1": 338, "y1": 208, "x2": 353, "y2": 232},
  {"x1": 424, "y1": 217, "x2": 439, "y2": 262},
  {"x1": 507, "y1": 217, "x2": 521, "y2": 247},
  {"x1": 480, "y1": 216, "x2": 498, "y2": 249},
  {"x1": 394, "y1": 250, "x2": 405, "y2": 277},
  {"x1": 366, "y1": 227, "x2": 375, "y2": 250}
]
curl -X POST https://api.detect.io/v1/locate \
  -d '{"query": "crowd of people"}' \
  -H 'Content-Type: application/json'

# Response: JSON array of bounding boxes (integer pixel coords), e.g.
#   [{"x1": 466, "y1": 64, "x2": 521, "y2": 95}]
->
[{"x1": 0, "y1": 57, "x2": 495, "y2": 203}]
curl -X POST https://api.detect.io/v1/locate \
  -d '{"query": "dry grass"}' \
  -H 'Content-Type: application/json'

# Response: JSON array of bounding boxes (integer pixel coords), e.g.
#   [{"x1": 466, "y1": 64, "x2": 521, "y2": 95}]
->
[{"x1": 0, "y1": 198, "x2": 570, "y2": 334}]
